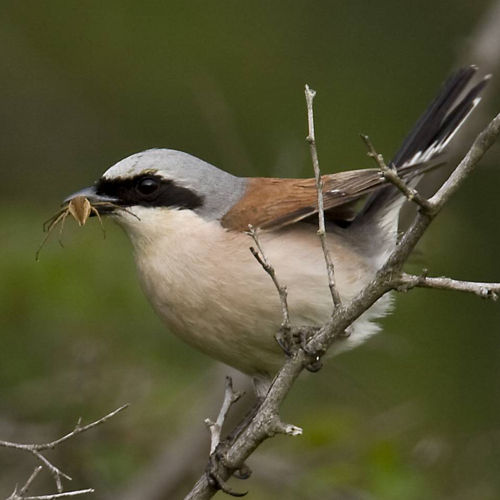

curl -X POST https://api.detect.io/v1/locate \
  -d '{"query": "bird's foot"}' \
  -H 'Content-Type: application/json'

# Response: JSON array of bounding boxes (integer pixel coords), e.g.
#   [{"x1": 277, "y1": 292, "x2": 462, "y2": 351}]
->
[
  {"x1": 299, "y1": 328, "x2": 325, "y2": 372},
  {"x1": 206, "y1": 450, "x2": 249, "y2": 497},
  {"x1": 276, "y1": 325, "x2": 326, "y2": 371}
]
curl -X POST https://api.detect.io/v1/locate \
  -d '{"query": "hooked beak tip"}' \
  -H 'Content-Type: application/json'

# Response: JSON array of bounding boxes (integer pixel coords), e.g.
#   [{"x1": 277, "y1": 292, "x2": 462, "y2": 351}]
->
[
  {"x1": 64, "y1": 186, "x2": 116, "y2": 204},
  {"x1": 64, "y1": 186, "x2": 97, "y2": 204}
]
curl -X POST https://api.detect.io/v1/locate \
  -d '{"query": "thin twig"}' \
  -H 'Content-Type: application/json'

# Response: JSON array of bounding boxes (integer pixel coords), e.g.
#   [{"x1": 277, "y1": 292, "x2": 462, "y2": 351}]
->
[
  {"x1": 204, "y1": 377, "x2": 242, "y2": 454},
  {"x1": 36, "y1": 404, "x2": 129, "y2": 451},
  {"x1": 28, "y1": 450, "x2": 70, "y2": 492},
  {"x1": 7, "y1": 468, "x2": 93, "y2": 500},
  {"x1": 1, "y1": 405, "x2": 129, "y2": 495},
  {"x1": 8, "y1": 490, "x2": 95, "y2": 500},
  {"x1": 398, "y1": 272, "x2": 500, "y2": 300},
  {"x1": 0, "y1": 404, "x2": 129, "y2": 453},
  {"x1": 360, "y1": 134, "x2": 434, "y2": 213},
  {"x1": 247, "y1": 225, "x2": 291, "y2": 331},
  {"x1": 305, "y1": 84, "x2": 342, "y2": 308},
  {"x1": 16, "y1": 466, "x2": 43, "y2": 497}
]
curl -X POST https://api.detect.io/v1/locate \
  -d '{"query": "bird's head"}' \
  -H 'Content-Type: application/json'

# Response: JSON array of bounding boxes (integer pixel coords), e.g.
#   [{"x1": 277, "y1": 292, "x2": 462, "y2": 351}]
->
[{"x1": 64, "y1": 149, "x2": 247, "y2": 238}]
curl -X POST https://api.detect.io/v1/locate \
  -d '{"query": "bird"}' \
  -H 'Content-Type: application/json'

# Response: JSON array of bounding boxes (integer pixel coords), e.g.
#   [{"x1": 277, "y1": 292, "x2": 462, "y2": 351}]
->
[{"x1": 64, "y1": 66, "x2": 488, "y2": 397}]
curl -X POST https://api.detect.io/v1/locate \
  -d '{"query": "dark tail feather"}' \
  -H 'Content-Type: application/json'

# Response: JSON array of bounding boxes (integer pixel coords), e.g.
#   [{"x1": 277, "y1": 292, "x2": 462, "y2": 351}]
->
[{"x1": 356, "y1": 66, "x2": 489, "y2": 224}]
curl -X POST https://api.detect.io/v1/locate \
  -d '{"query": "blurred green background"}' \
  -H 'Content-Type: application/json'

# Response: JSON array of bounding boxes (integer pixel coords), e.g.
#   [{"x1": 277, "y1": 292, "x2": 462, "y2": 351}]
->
[{"x1": 1, "y1": 1, "x2": 500, "y2": 499}]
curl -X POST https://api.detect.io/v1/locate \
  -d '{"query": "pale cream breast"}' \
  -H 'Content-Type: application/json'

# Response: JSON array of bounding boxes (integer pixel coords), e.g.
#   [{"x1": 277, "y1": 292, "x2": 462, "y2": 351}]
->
[{"x1": 114, "y1": 207, "x2": 391, "y2": 375}]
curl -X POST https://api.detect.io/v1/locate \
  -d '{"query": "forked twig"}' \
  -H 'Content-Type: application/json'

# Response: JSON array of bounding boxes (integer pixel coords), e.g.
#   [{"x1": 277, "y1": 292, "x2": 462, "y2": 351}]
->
[
  {"x1": 360, "y1": 134, "x2": 434, "y2": 212},
  {"x1": 1, "y1": 405, "x2": 129, "y2": 495},
  {"x1": 204, "y1": 377, "x2": 243, "y2": 454}
]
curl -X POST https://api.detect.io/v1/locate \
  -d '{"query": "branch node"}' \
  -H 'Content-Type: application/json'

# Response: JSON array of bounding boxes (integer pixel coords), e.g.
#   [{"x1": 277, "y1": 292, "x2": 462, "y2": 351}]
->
[
  {"x1": 360, "y1": 134, "x2": 435, "y2": 214},
  {"x1": 273, "y1": 418, "x2": 303, "y2": 437}
]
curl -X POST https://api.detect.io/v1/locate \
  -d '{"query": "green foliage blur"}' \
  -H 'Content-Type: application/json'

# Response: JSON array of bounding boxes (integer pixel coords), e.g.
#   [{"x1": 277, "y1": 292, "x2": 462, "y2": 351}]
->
[{"x1": 1, "y1": 1, "x2": 499, "y2": 498}]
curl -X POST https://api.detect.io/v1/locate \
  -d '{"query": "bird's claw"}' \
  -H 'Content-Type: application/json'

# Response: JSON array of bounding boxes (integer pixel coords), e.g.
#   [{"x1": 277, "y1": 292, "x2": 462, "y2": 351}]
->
[
  {"x1": 206, "y1": 451, "x2": 249, "y2": 497},
  {"x1": 275, "y1": 328, "x2": 293, "y2": 357},
  {"x1": 299, "y1": 329, "x2": 325, "y2": 372},
  {"x1": 233, "y1": 463, "x2": 252, "y2": 480}
]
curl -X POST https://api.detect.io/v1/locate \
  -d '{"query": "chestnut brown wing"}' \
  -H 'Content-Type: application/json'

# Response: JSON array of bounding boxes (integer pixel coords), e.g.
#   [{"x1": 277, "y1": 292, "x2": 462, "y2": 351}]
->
[{"x1": 221, "y1": 169, "x2": 385, "y2": 232}]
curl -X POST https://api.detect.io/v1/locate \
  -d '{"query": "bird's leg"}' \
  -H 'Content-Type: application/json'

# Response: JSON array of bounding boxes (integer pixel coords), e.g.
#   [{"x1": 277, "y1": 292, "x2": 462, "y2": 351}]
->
[
  {"x1": 298, "y1": 325, "x2": 352, "y2": 372},
  {"x1": 276, "y1": 324, "x2": 325, "y2": 372}
]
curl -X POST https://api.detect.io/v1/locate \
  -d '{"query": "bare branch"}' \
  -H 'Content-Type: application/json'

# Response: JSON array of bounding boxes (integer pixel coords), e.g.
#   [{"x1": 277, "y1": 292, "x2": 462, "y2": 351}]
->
[
  {"x1": 34, "y1": 404, "x2": 129, "y2": 451},
  {"x1": 361, "y1": 134, "x2": 435, "y2": 213},
  {"x1": 204, "y1": 377, "x2": 242, "y2": 454},
  {"x1": 398, "y1": 272, "x2": 500, "y2": 300},
  {"x1": 1, "y1": 405, "x2": 128, "y2": 496},
  {"x1": 184, "y1": 95, "x2": 500, "y2": 500},
  {"x1": 0, "y1": 405, "x2": 128, "y2": 453},
  {"x1": 305, "y1": 84, "x2": 342, "y2": 308}
]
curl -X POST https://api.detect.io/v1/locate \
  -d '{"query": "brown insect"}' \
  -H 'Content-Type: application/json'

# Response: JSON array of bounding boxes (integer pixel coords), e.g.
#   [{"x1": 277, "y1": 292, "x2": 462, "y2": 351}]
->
[{"x1": 35, "y1": 196, "x2": 131, "y2": 261}]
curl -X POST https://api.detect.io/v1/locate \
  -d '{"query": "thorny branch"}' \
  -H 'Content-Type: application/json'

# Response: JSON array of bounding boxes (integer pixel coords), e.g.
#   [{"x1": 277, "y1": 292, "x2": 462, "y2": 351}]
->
[
  {"x1": 1, "y1": 405, "x2": 129, "y2": 499},
  {"x1": 184, "y1": 82, "x2": 500, "y2": 499}
]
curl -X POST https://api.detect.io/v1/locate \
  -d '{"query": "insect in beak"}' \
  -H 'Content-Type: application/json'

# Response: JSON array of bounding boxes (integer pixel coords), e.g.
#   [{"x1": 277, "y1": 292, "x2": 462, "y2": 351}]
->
[
  {"x1": 67, "y1": 196, "x2": 93, "y2": 226},
  {"x1": 36, "y1": 196, "x2": 106, "y2": 261}
]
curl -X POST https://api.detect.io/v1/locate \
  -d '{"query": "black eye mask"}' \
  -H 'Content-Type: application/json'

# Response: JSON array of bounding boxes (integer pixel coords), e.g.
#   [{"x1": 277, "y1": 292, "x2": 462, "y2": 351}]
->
[{"x1": 95, "y1": 174, "x2": 204, "y2": 210}]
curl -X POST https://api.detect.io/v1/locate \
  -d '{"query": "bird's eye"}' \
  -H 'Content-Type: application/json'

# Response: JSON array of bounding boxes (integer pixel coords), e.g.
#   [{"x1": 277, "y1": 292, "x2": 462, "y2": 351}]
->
[{"x1": 136, "y1": 177, "x2": 160, "y2": 196}]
